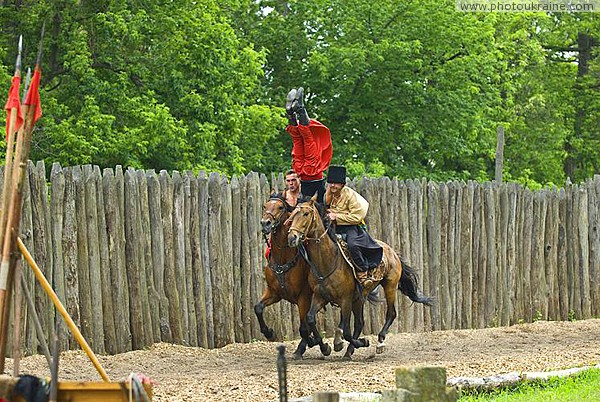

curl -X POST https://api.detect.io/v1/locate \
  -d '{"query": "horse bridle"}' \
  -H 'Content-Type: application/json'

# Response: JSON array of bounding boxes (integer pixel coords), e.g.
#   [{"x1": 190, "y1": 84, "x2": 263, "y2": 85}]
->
[
  {"x1": 286, "y1": 202, "x2": 337, "y2": 283},
  {"x1": 263, "y1": 197, "x2": 300, "y2": 289},
  {"x1": 262, "y1": 197, "x2": 290, "y2": 238},
  {"x1": 287, "y1": 203, "x2": 331, "y2": 243}
]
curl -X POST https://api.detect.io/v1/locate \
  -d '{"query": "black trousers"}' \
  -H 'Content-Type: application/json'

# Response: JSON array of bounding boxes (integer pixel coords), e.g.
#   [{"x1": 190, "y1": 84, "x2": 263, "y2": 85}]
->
[
  {"x1": 300, "y1": 179, "x2": 325, "y2": 204},
  {"x1": 335, "y1": 224, "x2": 383, "y2": 271}
]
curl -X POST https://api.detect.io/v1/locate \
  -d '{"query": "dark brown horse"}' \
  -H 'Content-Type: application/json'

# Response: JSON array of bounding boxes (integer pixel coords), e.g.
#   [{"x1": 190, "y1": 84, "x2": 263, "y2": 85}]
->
[
  {"x1": 286, "y1": 195, "x2": 433, "y2": 355},
  {"x1": 255, "y1": 192, "x2": 332, "y2": 359}
]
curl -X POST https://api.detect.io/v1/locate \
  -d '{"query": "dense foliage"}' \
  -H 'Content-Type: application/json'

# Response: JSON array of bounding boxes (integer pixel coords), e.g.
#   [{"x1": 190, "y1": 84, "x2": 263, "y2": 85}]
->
[{"x1": 1, "y1": 1, "x2": 599, "y2": 185}]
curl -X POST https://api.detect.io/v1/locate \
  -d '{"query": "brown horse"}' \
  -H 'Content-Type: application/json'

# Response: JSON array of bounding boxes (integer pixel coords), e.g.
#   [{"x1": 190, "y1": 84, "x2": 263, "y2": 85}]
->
[
  {"x1": 286, "y1": 195, "x2": 433, "y2": 355},
  {"x1": 255, "y1": 192, "x2": 332, "y2": 359}
]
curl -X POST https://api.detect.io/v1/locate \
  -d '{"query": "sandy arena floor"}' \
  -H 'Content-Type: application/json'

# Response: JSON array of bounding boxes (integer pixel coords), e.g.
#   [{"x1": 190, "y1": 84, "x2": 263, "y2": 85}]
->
[{"x1": 7, "y1": 319, "x2": 600, "y2": 401}]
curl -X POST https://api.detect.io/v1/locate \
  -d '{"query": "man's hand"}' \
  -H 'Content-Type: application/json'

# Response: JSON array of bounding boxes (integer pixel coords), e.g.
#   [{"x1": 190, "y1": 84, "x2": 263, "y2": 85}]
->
[{"x1": 328, "y1": 212, "x2": 337, "y2": 221}]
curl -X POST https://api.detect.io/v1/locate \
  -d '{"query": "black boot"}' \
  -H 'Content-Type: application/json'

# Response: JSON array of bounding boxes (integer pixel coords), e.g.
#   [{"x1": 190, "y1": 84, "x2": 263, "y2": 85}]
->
[
  {"x1": 292, "y1": 87, "x2": 310, "y2": 126},
  {"x1": 286, "y1": 88, "x2": 297, "y2": 126}
]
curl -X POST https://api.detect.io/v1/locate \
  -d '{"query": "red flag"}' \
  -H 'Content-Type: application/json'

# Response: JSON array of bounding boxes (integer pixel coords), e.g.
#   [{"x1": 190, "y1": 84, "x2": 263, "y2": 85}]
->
[
  {"x1": 4, "y1": 76, "x2": 23, "y2": 140},
  {"x1": 24, "y1": 68, "x2": 42, "y2": 125}
]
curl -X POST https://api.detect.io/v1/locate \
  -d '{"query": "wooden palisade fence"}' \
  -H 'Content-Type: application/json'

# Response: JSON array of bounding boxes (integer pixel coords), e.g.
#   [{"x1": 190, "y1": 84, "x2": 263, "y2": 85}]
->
[{"x1": 2, "y1": 162, "x2": 599, "y2": 356}]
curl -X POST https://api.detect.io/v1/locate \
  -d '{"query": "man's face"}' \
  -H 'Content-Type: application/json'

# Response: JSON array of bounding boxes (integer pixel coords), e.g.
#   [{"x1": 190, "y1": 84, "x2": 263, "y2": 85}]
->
[
  {"x1": 328, "y1": 182, "x2": 344, "y2": 194},
  {"x1": 286, "y1": 174, "x2": 300, "y2": 192}
]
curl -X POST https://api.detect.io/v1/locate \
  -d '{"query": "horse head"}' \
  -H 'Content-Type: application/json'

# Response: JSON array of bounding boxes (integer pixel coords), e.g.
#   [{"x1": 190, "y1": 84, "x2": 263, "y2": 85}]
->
[
  {"x1": 286, "y1": 194, "x2": 322, "y2": 247},
  {"x1": 261, "y1": 192, "x2": 291, "y2": 235}
]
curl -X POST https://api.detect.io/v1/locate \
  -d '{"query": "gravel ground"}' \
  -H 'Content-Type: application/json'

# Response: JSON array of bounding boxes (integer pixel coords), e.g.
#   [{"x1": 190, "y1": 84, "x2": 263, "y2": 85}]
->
[{"x1": 6, "y1": 319, "x2": 600, "y2": 401}]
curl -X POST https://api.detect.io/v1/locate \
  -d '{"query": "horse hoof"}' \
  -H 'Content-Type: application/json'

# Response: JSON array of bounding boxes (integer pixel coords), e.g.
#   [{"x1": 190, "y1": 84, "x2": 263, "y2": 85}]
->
[
  {"x1": 376, "y1": 342, "x2": 385, "y2": 354},
  {"x1": 342, "y1": 355, "x2": 352, "y2": 361},
  {"x1": 334, "y1": 341, "x2": 344, "y2": 352},
  {"x1": 291, "y1": 352, "x2": 304, "y2": 360},
  {"x1": 362, "y1": 338, "x2": 370, "y2": 348},
  {"x1": 321, "y1": 343, "x2": 332, "y2": 357}
]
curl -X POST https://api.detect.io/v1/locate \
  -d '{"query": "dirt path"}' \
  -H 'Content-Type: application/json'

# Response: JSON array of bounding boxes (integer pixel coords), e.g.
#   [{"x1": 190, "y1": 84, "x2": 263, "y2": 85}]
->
[{"x1": 8, "y1": 319, "x2": 600, "y2": 401}]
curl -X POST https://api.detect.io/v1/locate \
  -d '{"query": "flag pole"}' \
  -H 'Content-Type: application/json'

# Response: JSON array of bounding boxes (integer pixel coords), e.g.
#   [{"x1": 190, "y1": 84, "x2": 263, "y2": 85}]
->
[
  {"x1": 0, "y1": 25, "x2": 44, "y2": 372},
  {"x1": 0, "y1": 36, "x2": 24, "y2": 260}
]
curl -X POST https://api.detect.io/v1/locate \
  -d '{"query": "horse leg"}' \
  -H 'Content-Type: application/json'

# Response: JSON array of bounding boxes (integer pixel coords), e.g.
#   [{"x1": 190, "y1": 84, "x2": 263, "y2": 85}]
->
[
  {"x1": 343, "y1": 297, "x2": 366, "y2": 360},
  {"x1": 254, "y1": 289, "x2": 281, "y2": 341},
  {"x1": 377, "y1": 281, "x2": 398, "y2": 354},
  {"x1": 291, "y1": 337, "x2": 309, "y2": 360},
  {"x1": 306, "y1": 293, "x2": 331, "y2": 357},
  {"x1": 339, "y1": 299, "x2": 369, "y2": 350},
  {"x1": 333, "y1": 325, "x2": 345, "y2": 352},
  {"x1": 292, "y1": 293, "x2": 317, "y2": 359}
]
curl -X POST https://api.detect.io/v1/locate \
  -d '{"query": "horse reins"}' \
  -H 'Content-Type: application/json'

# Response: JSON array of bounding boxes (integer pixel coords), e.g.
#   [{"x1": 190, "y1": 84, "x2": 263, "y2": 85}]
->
[
  {"x1": 263, "y1": 197, "x2": 300, "y2": 289},
  {"x1": 288, "y1": 204, "x2": 337, "y2": 283}
]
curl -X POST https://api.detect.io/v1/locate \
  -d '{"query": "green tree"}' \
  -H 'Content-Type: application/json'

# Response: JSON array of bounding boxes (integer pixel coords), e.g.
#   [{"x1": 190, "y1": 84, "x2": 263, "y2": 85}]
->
[{"x1": 1, "y1": 0, "x2": 282, "y2": 175}]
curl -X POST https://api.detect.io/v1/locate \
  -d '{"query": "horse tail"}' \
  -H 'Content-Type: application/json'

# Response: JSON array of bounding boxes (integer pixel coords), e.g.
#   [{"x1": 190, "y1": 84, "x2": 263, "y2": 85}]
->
[{"x1": 398, "y1": 259, "x2": 434, "y2": 306}]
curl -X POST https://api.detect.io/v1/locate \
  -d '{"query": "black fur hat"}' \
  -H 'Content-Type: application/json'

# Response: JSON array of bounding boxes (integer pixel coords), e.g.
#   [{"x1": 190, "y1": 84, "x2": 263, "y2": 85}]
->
[{"x1": 327, "y1": 165, "x2": 346, "y2": 184}]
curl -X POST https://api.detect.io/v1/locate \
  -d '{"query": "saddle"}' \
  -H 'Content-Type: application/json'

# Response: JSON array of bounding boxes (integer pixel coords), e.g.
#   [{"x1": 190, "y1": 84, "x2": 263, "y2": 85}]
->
[{"x1": 335, "y1": 235, "x2": 385, "y2": 291}]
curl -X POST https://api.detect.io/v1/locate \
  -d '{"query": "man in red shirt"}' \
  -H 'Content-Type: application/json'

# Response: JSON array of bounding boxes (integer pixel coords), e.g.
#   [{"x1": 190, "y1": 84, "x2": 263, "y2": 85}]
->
[{"x1": 285, "y1": 87, "x2": 333, "y2": 203}]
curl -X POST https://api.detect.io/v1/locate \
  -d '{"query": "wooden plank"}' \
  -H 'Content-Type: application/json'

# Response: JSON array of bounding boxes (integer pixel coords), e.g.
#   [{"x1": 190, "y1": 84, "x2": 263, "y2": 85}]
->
[
  {"x1": 208, "y1": 172, "x2": 234, "y2": 347},
  {"x1": 521, "y1": 189, "x2": 534, "y2": 322},
  {"x1": 220, "y1": 175, "x2": 236, "y2": 343},
  {"x1": 159, "y1": 170, "x2": 183, "y2": 344},
  {"x1": 577, "y1": 186, "x2": 591, "y2": 318},
  {"x1": 544, "y1": 188, "x2": 559, "y2": 320},
  {"x1": 483, "y1": 183, "x2": 497, "y2": 327},
  {"x1": 137, "y1": 170, "x2": 160, "y2": 344},
  {"x1": 183, "y1": 172, "x2": 197, "y2": 347},
  {"x1": 590, "y1": 176, "x2": 600, "y2": 317},
  {"x1": 146, "y1": 170, "x2": 171, "y2": 343},
  {"x1": 471, "y1": 185, "x2": 483, "y2": 328},
  {"x1": 506, "y1": 184, "x2": 518, "y2": 325},
  {"x1": 172, "y1": 171, "x2": 189, "y2": 344},
  {"x1": 459, "y1": 182, "x2": 474, "y2": 329},
  {"x1": 124, "y1": 169, "x2": 149, "y2": 349},
  {"x1": 230, "y1": 176, "x2": 244, "y2": 342},
  {"x1": 48, "y1": 163, "x2": 66, "y2": 350},
  {"x1": 237, "y1": 175, "x2": 252, "y2": 342},
  {"x1": 557, "y1": 188, "x2": 569, "y2": 320},
  {"x1": 497, "y1": 184, "x2": 509, "y2": 326},
  {"x1": 513, "y1": 185, "x2": 525, "y2": 323},
  {"x1": 23, "y1": 162, "x2": 46, "y2": 353},
  {"x1": 426, "y1": 181, "x2": 441, "y2": 330},
  {"x1": 439, "y1": 183, "x2": 451, "y2": 330},
  {"x1": 102, "y1": 167, "x2": 131, "y2": 352},
  {"x1": 11, "y1": 162, "x2": 34, "y2": 356},
  {"x1": 569, "y1": 186, "x2": 582, "y2": 318},
  {"x1": 531, "y1": 191, "x2": 547, "y2": 320},
  {"x1": 188, "y1": 171, "x2": 206, "y2": 346},
  {"x1": 83, "y1": 165, "x2": 105, "y2": 354},
  {"x1": 73, "y1": 165, "x2": 93, "y2": 346},
  {"x1": 62, "y1": 167, "x2": 80, "y2": 350},
  {"x1": 249, "y1": 173, "x2": 266, "y2": 340},
  {"x1": 198, "y1": 171, "x2": 214, "y2": 348},
  {"x1": 94, "y1": 166, "x2": 117, "y2": 354},
  {"x1": 131, "y1": 168, "x2": 154, "y2": 348},
  {"x1": 447, "y1": 182, "x2": 459, "y2": 329}
]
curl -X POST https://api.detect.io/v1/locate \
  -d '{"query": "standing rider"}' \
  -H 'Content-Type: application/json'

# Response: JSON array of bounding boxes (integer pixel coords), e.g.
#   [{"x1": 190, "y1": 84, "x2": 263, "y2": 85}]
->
[
  {"x1": 325, "y1": 165, "x2": 383, "y2": 287},
  {"x1": 284, "y1": 169, "x2": 301, "y2": 208},
  {"x1": 285, "y1": 87, "x2": 333, "y2": 204}
]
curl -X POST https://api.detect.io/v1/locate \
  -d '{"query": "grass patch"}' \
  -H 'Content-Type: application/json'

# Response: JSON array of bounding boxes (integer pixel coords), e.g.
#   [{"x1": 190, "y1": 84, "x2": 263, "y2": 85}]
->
[{"x1": 459, "y1": 367, "x2": 600, "y2": 401}]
